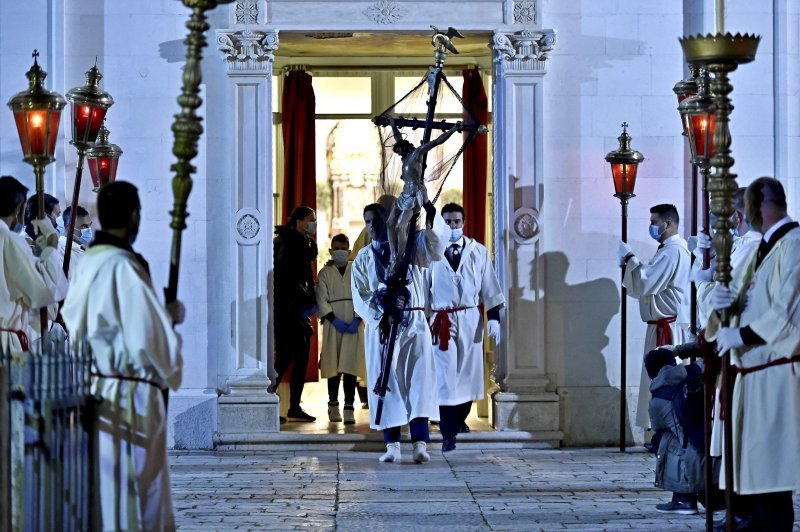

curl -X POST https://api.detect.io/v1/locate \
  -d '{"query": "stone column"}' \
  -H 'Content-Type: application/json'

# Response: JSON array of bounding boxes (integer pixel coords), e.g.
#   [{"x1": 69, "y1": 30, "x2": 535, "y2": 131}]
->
[
  {"x1": 491, "y1": 29, "x2": 562, "y2": 444},
  {"x1": 214, "y1": 28, "x2": 281, "y2": 444}
]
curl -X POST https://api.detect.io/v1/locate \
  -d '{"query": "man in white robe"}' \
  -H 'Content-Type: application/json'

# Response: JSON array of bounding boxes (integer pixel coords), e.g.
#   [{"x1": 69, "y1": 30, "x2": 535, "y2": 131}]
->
[
  {"x1": 62, "y1": 182, "x2": 184, "y2": 532},
  {"x1": 618, "y1": 203, "x2": 691, "y2": 429},
  {"x1": 426, "y1": 203, "x2": 504, "y2": 451},
  {"x1": 706, "y1": 177, "x2": 799, "y2": 530},
  {"x1": 316, "y1": 233, "x2": 366, "y2": 424},
  {"x1": 352, "y1": 201, "x2": 448, "y2": 463},
  {"x1": 58, "y1": 204, "x2": 93, "y2": 279},
  {"x1": 0, "y1": 176, "x2": 68, "y2": 351}
]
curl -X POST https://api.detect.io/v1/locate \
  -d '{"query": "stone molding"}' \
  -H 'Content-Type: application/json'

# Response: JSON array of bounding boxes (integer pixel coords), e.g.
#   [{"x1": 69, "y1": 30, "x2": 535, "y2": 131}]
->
[
  {"x1": 216, "y1": 29, "x2": 279, "y2": 72},
  {"x1": 513, "y1": 1, "x2": 536, "y2": 24},
  {"x1": 492, "y1": 29, "x2": 556, "y2": 71},
  {"x1": 235, "y1": 0, "x2": 259, "y2": 24},
  {"x1": 234, "y1": 207, "x2": 264, "y2": 246},
  {"x1": 362, "y1": 1, "x2": 408, "y2": 24}
]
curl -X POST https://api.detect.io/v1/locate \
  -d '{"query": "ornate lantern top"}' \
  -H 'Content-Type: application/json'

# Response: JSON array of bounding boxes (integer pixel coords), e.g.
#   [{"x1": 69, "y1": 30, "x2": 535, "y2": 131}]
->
[
  {"x1": 672, "y1": 65, "x2": 701, "y2": 104},
  {"x1": 7, "y1": 50, "x2": 66, "y2": 111}
]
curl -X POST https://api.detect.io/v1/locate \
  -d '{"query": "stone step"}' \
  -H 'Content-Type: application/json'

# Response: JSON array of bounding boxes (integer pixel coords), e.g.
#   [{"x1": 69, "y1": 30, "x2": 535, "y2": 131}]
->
[{"x1": 213, "y1": 429, "x2": 564, "y2": 451}]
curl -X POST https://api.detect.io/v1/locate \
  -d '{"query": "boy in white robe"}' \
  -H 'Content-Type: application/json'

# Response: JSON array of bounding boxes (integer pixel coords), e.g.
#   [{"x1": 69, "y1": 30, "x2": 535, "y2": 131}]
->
[
  {"x1": 426, "y1": 203, "x2": 504, "y2": 451},
  {"x1": 352, "y1": 201, "x2": 448, "y2": 463},
  {"x1": 706, "y1": 177, "x2": 799, "y2": 531},
  {"x1": 62, "y1": 181, "x2": 184, "y2": 532},
  {"x1": 316, "y1": 233, "x2": 366, "y2": 424},
  {"x1": 618, "y1": 203, "x2": 691, "y2": 429}
]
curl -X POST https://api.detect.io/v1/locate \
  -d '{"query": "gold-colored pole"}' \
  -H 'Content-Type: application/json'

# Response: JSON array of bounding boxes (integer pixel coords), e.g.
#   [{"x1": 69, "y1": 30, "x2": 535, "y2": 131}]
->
[{"x1": 166, "y1": 0, "x2": 234, "y2": 303}]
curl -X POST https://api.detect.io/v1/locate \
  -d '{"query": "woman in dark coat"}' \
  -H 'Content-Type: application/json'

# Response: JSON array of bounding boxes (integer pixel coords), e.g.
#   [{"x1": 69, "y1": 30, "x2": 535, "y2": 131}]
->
[{"x1": 273, "y1": 206, "x2": 318, "y2": 422}]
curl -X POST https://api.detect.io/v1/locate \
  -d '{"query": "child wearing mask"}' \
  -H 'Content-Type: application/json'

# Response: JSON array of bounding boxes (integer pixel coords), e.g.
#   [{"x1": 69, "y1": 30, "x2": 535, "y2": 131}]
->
[{"x1": 315, "y1": 234, "x2": 366, "y2": 424}]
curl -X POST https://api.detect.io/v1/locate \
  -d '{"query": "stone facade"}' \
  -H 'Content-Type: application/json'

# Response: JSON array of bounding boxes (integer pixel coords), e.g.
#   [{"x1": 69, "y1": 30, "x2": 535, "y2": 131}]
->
[{"x1": 0, "y1": 0, "x2": 797, "y2": 448}]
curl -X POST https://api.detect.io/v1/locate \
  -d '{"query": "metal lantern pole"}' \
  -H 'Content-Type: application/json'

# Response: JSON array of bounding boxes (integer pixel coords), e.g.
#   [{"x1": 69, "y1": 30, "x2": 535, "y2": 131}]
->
[
  {"x1": 7, "y1": 50, "x2": 66, "y2": 336},
  {"x1": 64, "y1": 64, "x2": 114, "y2": 277},
  {"x1": 680, "y1": 32, "x2": 760, "y2": 532},
  {"x1": 605, "y1": 123, "x2": 644, "y2": 453}
]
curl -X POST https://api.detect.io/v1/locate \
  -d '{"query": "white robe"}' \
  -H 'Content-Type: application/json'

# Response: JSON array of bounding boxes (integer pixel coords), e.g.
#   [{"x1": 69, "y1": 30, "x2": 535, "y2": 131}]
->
[
  {"x1": 62, "y1": 245, "x2": 182, "y2": 531},
  {"x1": 623, "y1": 234, "x2": 691, "y2": 428},
  {"x1": 426, "y1": 237, "x2": 505, "y2": 405},
  {"x1": 58, "y1": 234, "x2": 86, "y2": 280},
  {"x1": 315, "y1": 262, "x2": 366, "y2": 380},
  {"x1": 707, "y1": 224, "x2": 800, "y2": 495},
  {"x1": 0, "y1": 220, "x2": 68, "y2": 351},
  {"x1": 351, "y1": 214, "x2": 449, "y2": 430}
]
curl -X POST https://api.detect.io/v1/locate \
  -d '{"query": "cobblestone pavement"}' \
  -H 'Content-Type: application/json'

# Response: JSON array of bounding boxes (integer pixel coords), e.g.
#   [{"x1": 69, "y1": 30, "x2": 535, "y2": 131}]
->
[{"x1": 170, "y1": 448, "x2": 800, "y2": 531}]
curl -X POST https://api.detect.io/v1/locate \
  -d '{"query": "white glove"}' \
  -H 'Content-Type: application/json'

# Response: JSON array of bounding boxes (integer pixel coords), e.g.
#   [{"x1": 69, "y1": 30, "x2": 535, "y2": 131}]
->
[
  {"x1": 487, "y1": 320, "x2": 501, "y2": 341},
  {"x1": 166, "y1": 299, "x2": 186, "y2": 325},
  {"x1": 715, "y1": 327, "x2": 744, "y2": 355},
  {"x1": 617, "y1": 241, "x2": 633, "y2": 265},
  {"x1": 711, "y1": 284, "x2": 735, "y2": 311},
  {"x1": 696, "y1": 231, "x2": 712, "y2": 250},
  {"x1": 31, "y1": 218, "x2": 58, "y2": 248},
  {"x1": 690, "y1": 262, "x2": 713, "y2": 284}
]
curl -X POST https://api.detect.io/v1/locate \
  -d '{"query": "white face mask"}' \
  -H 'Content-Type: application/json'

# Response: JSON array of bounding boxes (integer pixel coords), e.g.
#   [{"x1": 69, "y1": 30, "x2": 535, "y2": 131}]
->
[
  {"x1": 304, "y1": 221, "x2": 317, "y2": 235},
  {"x1": 331, "y1": 249, "x2": 349, "y2": 263},
  {"x1": 449, "y1": 228, "x2": 463, "y2": 242}
]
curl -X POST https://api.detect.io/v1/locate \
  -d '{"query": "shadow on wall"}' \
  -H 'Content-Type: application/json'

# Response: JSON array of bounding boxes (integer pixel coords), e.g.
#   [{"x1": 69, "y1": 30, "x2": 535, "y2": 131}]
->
[{"x1": 537, "y1": 251, "x2": 632, "y2": 446}]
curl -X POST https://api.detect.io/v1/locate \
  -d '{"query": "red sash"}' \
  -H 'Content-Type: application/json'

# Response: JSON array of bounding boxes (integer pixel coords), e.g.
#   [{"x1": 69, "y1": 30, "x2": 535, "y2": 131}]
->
[
  {"x1": 430, "y1": 307, "x2": 475, "y2": 351},
  {"x1": 647, "y1": 316, "x2": 677, "y2": 346},
  {"x1": 0, "y1": 328, "x2": 30, "y2": 352}
]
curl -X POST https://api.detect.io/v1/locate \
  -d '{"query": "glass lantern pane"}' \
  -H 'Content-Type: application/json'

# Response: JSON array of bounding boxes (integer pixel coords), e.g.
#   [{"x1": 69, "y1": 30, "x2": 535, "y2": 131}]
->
[
  {"x1": 13, "y1": 111, "x2": 31, "y2": 156},
  {"x1": 611, "y1": 163, "x2": 638, "y2": 195},
  {"x1": 691, "y1": 114, "x2": 716, "y2": 159},
  {"x1": 47, "y1": 110, "x2": 61, "y2": 156},
  {"x1": 313, "y1": 77, "x2": 372, "y2": 114},
  {"x1": 27, "y1": 110, "x2": 48, "y2": 156}
]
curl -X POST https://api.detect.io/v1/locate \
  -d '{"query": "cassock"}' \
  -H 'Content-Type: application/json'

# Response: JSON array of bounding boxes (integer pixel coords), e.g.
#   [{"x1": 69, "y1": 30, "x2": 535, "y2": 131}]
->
[
  {"x1": 706, "y1": 221, "x2": 800, "y2": 495},
  {"x1": 351, "y1": 214, "x2": 448, "y2": 430},
  {"x1": 426, "y1": 237, "x2": 504, "y2": 405},
  {"x1": 62, "y1": 244, "x2": 182, "y2": 532},
  {"x1": 315, "y1": 262, "x2": 366, "y2": 380},
  {"x1": 58, "y1": 234, "x2": 86, "y2": 280},
  {"x1": 0, "y1": 220, "x2": 68, "y2": 351},
  {"x1": 623, "y1": 234, "x2": 691, "y2": 428}
]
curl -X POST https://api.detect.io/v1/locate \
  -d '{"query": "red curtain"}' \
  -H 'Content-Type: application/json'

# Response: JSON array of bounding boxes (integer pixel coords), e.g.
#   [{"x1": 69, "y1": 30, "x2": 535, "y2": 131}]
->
[
  {"x1": 461, "y1": 67, "x2": 489, "y2": 243},
  {"x1": 280, "y1": 70, "x2": 319, "y2": 383},
  {"x1": 281, "y1": 70, "x2": 317, "y2": 217}
]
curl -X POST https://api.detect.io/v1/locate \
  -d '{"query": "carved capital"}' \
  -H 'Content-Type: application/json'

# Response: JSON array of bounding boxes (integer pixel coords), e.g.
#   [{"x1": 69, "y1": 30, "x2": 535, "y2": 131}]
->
[
  {"x1": 492, "y1": 29, "x2": 556, "y2": 71},
  {"x1": 216, "y1": 29, "x2": 278, "y2": 73}
]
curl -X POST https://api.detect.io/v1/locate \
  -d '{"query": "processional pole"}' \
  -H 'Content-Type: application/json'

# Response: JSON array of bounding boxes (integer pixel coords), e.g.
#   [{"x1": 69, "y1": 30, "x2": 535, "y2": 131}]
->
[
  {"x1": 605, "y1": 123, "x2": 643, "y2": 453},
  {"x1": 680, "y1": 29, "x2": 760, "y2": 532},
  {"x1": 166, "y1": 0, "x2": 235, "y2": 304}
]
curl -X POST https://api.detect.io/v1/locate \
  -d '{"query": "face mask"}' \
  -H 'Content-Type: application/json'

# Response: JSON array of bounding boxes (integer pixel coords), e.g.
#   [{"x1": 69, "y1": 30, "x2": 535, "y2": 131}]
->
[
  {"x1": 449, "y1": 228, "x2": 463, "y2": 242},
  {"x1": 78, "y1": 227, "x2": 93, "y2": 246},
  {"x1": 304, "y1": 221, "x2": 317, "y2": 235},
  {"x1": 648, "y1": 224, "x2": 664, "y2": 241},
  {"x1": 731, "y1": 226, "x2": 740, "y2": 237},
  {"x1": 331, "y1": 249, "x2": 349, "y2": 263}
]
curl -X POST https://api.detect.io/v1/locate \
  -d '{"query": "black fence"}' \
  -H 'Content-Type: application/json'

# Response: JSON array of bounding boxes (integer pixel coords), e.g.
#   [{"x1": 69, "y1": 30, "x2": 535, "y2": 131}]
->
[{"x1": 1, "y1": 333, "x2": 94, "y2": 532}]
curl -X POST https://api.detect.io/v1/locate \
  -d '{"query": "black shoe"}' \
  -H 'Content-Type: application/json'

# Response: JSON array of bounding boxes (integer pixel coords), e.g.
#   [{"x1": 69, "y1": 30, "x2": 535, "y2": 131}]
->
[
  {"x1": 458, "y1": 423, "x2": 470, "y2": 434},
  {"x1": 287, "y1": 408, "x2": 316, "y2": 422},
  {"x1": 442, "y1": 436, "x2": 456, "y2": 452},
  {"x1": 655, "y1": 501, "x2": 698, "y2": 515},
  {"x1": 713, "y1": 514, "x2": 753, "y2": 532},
  {"x1": 279, "y1": 416, "x2": 287, "y2": 425},
  {"x1": 430, "y1": 420, "x2": 439, "y2": 425}
]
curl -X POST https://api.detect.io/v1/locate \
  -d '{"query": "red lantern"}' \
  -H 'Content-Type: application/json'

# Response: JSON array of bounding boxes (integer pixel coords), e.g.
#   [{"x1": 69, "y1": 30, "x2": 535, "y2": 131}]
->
[
  {"x1": 86, "y1": 123, "x2": 123, "y2": 190},
  {"x1": 679, "y1": 71, "x2": 716, "y2": 164},
  {"x1": 7, "y1": 50, "x2": 66, "y2": 165},
  {"x1": 66, "y1": 64, "x2": 114, "y2": 149},
  {"x1": 605, "y1": 122, "x2": 644, "y2": 200}
]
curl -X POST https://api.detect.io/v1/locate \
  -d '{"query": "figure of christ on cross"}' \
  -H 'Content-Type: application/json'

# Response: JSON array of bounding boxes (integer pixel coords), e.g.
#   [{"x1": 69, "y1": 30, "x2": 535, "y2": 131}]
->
[{"x1": 384, "y1": 114, "x2": 462, "y2": 276}]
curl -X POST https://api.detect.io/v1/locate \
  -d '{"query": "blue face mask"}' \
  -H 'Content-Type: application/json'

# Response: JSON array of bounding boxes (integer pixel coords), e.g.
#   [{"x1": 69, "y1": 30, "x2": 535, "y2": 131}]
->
[
  {"x1": 648, "y1": 224, "x2": 663, "y2": 241},
  {"x1": 449, "y1": 228, "x2": 463, "y2": 242},
  {"x1": 78, "y1": 227, "x2": 93, "y2": 246}
]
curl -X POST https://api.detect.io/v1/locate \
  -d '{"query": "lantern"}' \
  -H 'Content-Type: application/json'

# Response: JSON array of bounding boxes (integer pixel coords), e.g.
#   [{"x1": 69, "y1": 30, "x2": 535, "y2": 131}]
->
[
  {"x1": 66, "y1": 64, "x2": 114, "y2": 150},
  {"x1": 679, "y1": 71, "x2": 716, "y2": 163},
  {"x1": 7, "y1": 50, "x2": 66, "y2": 167},
  {"x1": 605, "y1": 122, "x2": 644, "y2": 201},
  {"x1": 86, "y1": 123, "x2": 123, "y2": 190}
]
